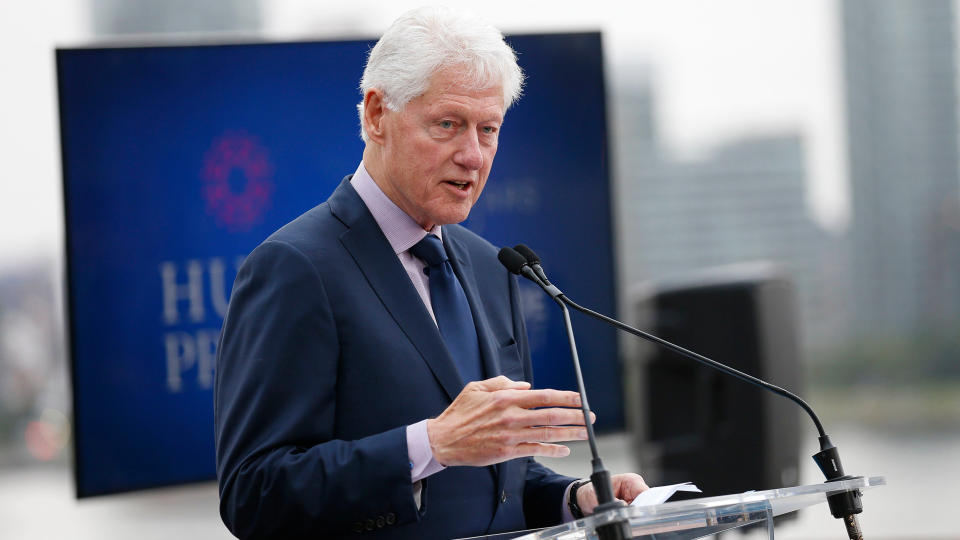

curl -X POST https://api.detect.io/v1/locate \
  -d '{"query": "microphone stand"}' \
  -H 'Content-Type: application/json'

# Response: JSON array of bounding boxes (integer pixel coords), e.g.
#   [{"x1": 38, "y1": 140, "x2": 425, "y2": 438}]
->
[
  {"x1": 557, "y1": 297, "x2": 631, "y2": 540},
  {"x1": 498, "y1": 249, "x2": 630, "y2": 540},
  {"x1": 506, "y1": 245, "x2": 866, "y2": 540},
  {"x1": 557, "y1": 295, "x2": 864, "y2": 537}
]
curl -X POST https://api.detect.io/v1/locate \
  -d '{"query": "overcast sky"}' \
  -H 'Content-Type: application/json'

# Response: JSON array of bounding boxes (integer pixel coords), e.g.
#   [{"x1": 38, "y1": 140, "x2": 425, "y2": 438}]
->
[{"x1": 0, "y1": 0, "x2": 847, "y2": 268}]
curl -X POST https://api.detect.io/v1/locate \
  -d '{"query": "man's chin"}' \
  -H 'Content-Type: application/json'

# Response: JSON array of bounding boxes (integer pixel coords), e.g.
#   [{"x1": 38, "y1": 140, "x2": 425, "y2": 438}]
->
[{"x1": 432, "y1": 207, "x2": 474, "y2": 227}]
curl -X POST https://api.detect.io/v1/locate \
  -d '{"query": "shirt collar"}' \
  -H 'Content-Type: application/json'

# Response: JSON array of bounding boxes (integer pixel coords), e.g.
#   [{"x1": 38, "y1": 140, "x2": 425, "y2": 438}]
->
[{"x1": 349, "y1": 162, "x2": 441, "y2": 254}]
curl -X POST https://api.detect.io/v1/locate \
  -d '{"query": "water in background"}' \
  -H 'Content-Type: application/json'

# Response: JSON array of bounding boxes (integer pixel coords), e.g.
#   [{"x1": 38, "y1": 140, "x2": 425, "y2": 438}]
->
[{"x1": 1, "y1": 425, "x2": 956, "y2": 539}]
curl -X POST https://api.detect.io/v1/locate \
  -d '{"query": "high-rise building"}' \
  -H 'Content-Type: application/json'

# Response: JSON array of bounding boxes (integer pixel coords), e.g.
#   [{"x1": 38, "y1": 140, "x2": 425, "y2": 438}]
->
[
  {"x1": 841, "y1": 0, "x2": 960, "y2": 335},
  {"x1": 619, "y1": 129, "x2": 839, "y2": 346},
  {"x1": 91, "y1": 0, "x2": 261, "y2": 35},
  {"x1": 611, "y1": 67, "x2": 845, "y2": 347}
]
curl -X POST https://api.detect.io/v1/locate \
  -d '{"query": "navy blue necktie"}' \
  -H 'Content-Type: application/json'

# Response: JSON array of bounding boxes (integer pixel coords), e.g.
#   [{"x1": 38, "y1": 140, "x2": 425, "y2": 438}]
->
[{"x1": 409, "y1": 234, "x2": 483, "y2": 384}]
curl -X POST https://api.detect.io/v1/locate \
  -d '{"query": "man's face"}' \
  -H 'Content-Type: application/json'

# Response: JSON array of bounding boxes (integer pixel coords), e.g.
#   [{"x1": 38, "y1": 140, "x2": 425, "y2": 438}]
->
[{"x1": 375, "y1": 67, "x2": 504, "y2": 230}]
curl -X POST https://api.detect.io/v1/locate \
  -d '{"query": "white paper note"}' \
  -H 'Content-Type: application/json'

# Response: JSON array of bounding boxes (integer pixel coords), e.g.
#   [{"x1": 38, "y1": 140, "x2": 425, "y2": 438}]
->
[{"x1": 630, "y1": 482, "x2": 702, "y2": 507}]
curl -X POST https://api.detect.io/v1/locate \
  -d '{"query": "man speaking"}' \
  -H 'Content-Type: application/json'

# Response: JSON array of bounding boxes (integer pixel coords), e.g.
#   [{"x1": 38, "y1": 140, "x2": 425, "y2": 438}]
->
[{"x1": 214, "y1": 6, "x2": 647, "y2": 538}]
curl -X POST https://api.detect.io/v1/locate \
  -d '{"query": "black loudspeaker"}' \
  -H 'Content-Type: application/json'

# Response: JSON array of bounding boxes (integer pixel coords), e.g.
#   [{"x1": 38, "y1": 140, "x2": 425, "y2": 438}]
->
[{"x1": 627, "y1": 264, "x2": 802, "y2": 499}]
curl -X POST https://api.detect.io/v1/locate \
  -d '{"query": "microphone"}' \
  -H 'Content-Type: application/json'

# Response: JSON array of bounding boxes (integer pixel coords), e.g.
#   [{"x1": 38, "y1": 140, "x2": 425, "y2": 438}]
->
[
  {"x1": 499, "y1": 248, "x2": 563, "y2": 300},
  {"x1": 497, "y1": 248, "x2": 543, "y2": 290},
  {"x1": 513, "y1": 244, "x2": 550, "y2": 285},
  {"x1": 497, "y1": 247, "x2": 630, "y2": 540},
  {"x1": 509, "y1": 245, "x2": 866, "y2": 540}
]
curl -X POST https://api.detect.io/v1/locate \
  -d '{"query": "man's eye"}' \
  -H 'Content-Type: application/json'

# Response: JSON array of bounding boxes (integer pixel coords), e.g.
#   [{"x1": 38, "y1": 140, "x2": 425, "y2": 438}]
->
[
  {"x1": 482, "y1": 126, "x2": 498, "y2": 134},
  {"x1": 440, "y1": 120, "x2": 454, "y2": 129}
]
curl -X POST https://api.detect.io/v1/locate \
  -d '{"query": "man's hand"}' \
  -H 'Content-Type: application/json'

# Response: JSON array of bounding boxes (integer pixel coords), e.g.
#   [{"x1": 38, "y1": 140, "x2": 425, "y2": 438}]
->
[
  {"x1": 426, "y1": 375, "x2": 593, "y2": 467},
  {"x1": 576, "y1": 474, "x2": 649, "y2": 515}
]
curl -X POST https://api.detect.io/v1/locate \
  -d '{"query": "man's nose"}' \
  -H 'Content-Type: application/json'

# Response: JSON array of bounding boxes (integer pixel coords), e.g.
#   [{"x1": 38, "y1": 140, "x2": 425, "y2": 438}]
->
[{"x1": 454, "y1": 129, "x2": 484, "y2": 170}]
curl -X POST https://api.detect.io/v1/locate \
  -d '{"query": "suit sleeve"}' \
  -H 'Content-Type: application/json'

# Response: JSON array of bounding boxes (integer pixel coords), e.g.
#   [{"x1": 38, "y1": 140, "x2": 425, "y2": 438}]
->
[
  {"x1": 505, "y1": 272, "x2": 578, "y2": 527},
  {"x1": 524, "y1": 459, "x2": 577, "y2": 527},
  {"x1": 214, "y1": 240, "x2": 419, "y2": 538}
]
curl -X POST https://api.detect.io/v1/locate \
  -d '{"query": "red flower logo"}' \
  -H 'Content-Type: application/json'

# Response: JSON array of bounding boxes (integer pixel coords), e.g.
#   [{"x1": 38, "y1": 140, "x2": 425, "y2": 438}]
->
[{"x1": 201, "y1": 132, "x2": 275, "y2": 232}]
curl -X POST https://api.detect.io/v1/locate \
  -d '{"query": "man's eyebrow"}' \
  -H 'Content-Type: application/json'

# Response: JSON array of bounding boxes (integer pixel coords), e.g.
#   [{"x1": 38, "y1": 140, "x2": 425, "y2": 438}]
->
[
  {"x1": 430, "y1": 102, "x2": 503, "y2": 118},
  {"x1": 478, "y1": 112, "x2": 504, "y2": 124}
]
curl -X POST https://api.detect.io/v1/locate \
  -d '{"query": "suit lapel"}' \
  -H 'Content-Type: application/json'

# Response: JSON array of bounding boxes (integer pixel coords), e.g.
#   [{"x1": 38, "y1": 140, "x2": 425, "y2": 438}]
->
[{"x1": 329, "y1": 178, "x2": 464, "y2": 403}]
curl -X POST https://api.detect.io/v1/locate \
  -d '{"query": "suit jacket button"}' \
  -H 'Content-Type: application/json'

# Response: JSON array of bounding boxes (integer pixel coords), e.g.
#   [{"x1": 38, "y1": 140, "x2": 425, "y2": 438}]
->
[
  {"x1": 386, "y1": 512, "x2": 396, "y2": 525},
  {"x1": 365, "y1": 518, "x2": 375, "y2": 531},
  {"x1": 501, "y1": 490, "x2": 508, "y2": 503},
  {"x1": 376, "y1": 516, "x2": 385, "y2": 528}
]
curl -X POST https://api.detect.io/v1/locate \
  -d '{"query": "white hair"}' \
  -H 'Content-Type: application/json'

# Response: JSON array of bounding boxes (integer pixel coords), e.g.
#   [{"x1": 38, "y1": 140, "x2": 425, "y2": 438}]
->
[{"x1": 357, "y1": 6, "x2": 524, "y2": 142}]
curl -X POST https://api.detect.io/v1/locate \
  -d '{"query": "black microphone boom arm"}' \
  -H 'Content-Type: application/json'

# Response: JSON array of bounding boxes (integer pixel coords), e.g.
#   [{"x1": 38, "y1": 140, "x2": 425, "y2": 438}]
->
[
  {"x1": 497, "y1": 247, "x2": 631, "y2": 540},
  {"x1": 560, "y1": 295, "x2": 827, "y2": 439},
  {"x1": 506, "y1": 244, "x2": 866, "y2": 539}
]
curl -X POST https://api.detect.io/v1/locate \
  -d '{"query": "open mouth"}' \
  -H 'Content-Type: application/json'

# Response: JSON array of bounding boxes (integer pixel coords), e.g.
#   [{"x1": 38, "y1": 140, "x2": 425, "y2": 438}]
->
[{"x1": 445, "y1": 180, "x2": 471, "y2": 191}]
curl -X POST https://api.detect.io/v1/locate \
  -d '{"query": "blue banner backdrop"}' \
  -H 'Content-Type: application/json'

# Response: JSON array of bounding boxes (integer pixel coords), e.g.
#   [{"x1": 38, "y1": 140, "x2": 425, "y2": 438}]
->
[{"x1": 57, "y1": 33, "x2": 620, "y2": 498}]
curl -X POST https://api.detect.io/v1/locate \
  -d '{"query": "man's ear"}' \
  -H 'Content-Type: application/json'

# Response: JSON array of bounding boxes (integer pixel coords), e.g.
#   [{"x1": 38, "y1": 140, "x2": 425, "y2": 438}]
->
[{"x1": 363, "y1": 89, "x2": 389, "y2": 144}]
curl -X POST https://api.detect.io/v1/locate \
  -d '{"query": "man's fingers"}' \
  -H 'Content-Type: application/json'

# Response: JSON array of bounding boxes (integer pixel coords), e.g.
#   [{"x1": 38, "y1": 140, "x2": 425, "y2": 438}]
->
[
  {"x1": 505, "y1": 425, "x2": 588, "y2": 445},
  {"x1": 470, "y1": 375, "x2": 531, "y2": 392},
  {"x1": 509, "y1": 388, "x2": 582, "y2": 408},
  {"x1": 511, "y1": 442, "x2": 571, "y2": 459},
  {"x1": 614, "y1": 474, "x2": 649, "y2": 500},
  {"x1": 520, "y1": 408, "x2": 592, "y2": 428}
]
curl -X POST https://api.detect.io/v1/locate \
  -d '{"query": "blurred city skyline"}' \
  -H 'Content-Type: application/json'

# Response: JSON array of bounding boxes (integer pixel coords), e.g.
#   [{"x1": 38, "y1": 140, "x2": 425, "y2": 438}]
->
[
  {"x1": 1, "y1": 2, "x2": 958, "y2": 538},
  {"x1": 2, "y1": 0, "x2": 957, "y2": 424},
  {"x1": 2, "y1": 0, "x2": 847, "y2": 267},
  {"x1": 1, "y1": 0, "x2": 956, "y2": 396}
]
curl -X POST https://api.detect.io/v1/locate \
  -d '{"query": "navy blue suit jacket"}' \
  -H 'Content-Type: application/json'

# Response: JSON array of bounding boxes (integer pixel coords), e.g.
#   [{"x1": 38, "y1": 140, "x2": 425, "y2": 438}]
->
[{"x1": 214, "y1": 178, "x2": 575, "y2": 539}]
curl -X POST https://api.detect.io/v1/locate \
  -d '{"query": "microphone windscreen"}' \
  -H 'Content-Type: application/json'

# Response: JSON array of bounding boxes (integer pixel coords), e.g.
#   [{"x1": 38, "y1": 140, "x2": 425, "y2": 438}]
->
[
  {"x1": 497, "y1": 247, "x2": 528, "y2": 275},
  {"x1": 513, "y1": 244, "x2": 541, "y2": 265}
]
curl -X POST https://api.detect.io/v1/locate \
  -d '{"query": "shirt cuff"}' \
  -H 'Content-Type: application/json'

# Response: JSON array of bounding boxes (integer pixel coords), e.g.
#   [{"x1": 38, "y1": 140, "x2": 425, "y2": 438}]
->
[
  {"x1": 561, "y1": 480, "x2": 578, "y2": 522},
  {"x1": 406, "y1": 419, "x2": 446, "y2": 483}
]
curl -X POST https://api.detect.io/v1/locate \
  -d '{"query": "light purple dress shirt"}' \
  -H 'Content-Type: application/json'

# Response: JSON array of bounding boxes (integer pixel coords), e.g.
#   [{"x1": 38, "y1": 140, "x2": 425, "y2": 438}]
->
[
  {"x1": 349, "y1": 162, "x2": 446, "y2": 485},
  {"x1": 349, "y1": 162, "x2": 578, "y2": 520}
]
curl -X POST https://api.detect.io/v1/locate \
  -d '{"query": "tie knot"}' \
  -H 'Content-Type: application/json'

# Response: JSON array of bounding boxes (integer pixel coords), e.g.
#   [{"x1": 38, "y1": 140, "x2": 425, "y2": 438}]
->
[{"x1": 410, "y1": 234, "x2": 448, "y2": 267}]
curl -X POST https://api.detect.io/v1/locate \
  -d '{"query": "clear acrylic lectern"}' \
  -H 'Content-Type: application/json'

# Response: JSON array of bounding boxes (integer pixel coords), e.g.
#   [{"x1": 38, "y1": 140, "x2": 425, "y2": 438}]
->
[{"x1": 460, "y1": 476, "x2": 885, "y2": 540}]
